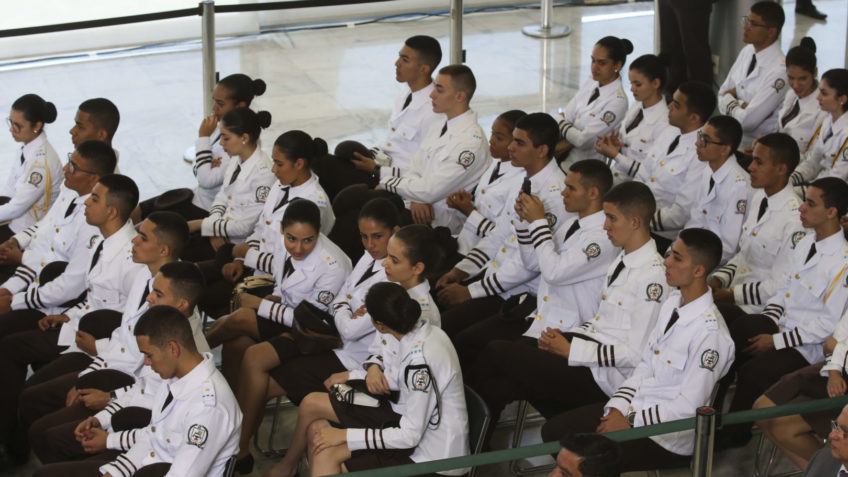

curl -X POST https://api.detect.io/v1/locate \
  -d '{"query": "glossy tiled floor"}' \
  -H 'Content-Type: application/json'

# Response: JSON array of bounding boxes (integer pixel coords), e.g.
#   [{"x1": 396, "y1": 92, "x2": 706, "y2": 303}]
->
[{"x1": 0, "y1": 0, "x2": 845, "y2": 475}]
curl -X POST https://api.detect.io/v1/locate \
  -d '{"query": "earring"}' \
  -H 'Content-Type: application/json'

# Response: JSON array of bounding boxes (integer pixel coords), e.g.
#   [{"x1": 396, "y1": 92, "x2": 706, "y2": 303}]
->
[{"x1": 242, "y1": 141, "x2": 246, "y2": 145}]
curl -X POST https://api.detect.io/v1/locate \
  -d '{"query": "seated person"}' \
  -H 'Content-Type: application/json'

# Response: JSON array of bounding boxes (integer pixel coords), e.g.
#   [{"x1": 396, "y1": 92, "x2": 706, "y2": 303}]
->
[
  {"x1": 548, "y1": 433, "x2": 621, "y2": 477},
  {"x1": 777, "y1": 38, "x2": 826, "y2": 157},
  {"x1": 69, "y1": 98, "x2": 121, "y2": 172},
  {"x1": 542, "y1": 228, "x2": 734, "y2": 472},
  {"x1": 791, "y1": 69, "x2": 848, "y2": 185}
]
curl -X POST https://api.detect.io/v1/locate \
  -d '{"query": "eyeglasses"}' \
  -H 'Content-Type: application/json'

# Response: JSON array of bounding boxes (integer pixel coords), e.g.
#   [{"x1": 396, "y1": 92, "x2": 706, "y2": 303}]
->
[
  {"x1": 741, "y1": 16, "x2": 770, "y2": 28},
  {"x1": 66, "y1": 153, "x2": 97, "y2": 175},
  {"x1": 697, "y1": 130, "x2": 727, "y2": 148},
  {"x1": 6, "y1": 117, "x2": 22, "y2": 133},
  {"x1": 832, "y1": 420, "x2": 848, "y2": 439}
]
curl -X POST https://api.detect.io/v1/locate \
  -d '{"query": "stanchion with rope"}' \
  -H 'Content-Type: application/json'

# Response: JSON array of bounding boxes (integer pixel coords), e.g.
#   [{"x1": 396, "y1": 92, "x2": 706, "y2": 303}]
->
[
  {"x1": 522, "y1": 0, "x2": 570, "y2": 39},
  {"x1": 693, "y1": 406, "x2": 716, "y2": 477}
]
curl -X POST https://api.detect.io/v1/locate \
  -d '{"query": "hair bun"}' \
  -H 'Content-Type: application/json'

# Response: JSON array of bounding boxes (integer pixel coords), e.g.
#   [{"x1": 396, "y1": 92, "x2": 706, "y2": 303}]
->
[
  {"x1": 621, "y1": 38, "x2": 634, "y2": 55},
  {"x1": 256, "y1": 110, "x2": 272, "y2": 129},
  {"x1": 799, "y1": 36, "x2": 817, "y2": 53},
  {"x1": 43, "y1": 101, "x2": 58, "y2": 124},
  {"x1": 401, "y1": 297, "x2": 422, "y2": 321},
  {"x1": 252, "y1": 78, "x2": 267, "y2": 96},
  {"x1": 313, "y1": 137, "x2": 329, "y2": 156}
]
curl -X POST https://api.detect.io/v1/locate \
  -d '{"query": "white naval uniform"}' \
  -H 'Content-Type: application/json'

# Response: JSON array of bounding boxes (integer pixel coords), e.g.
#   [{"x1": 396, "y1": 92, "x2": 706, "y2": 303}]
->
[
  {"x1": 330, "y1": 253, "x2": 388, "y2": 371},
  {"x1": 516, "y1": 210, "x2": 619, "y2": 339},
  {"x1": 0, "y1": 132, "x2": 63, "y2": 233},
  {"x1": 456, "y1": 160, "x2": 523, "y2": 255},
  {"x1": 684, "y1": 158, "x2": 751, "y2": 264},
  {"x1": 821, "y1": 310, "x2": 848, "y2": 377},
  {"x1": 200, "y1": 147, "x2": 274, "y2": 243},
  {"x1": 1, "y1": 190, "x2": 96, "y2": 294},
  {"x1": 711, "y1": 185, "x2": 808, "y2": 313},
  {"x1": 760, "y1": 231, "x2": 848, "y2": 364},
  {"x1": 791, "y1": 112, "x2": 848, "y2": 184},
  {"x1": 99, "y1": 354, "x2": 242, "y2": 477},
  {"x1": 719, "y1": 42, "x2": 788, "y2": 146},
  {"x1": 559, "y1": 77, "x2": 628, "y2": 166},
  {"x1": 192, "y1": 128, "x2": 232, "y2": 211},
  {"x1": 606, "y1": 290, "x2": 734, "y2": 456},
  {"x1": 346, "y1": 320, "x2": 469, "y2": 476},
  {"x1": 251, "y1": 234, "x2": 351, "y2": 328},
  {"x1": 567, "y1": 240, "x2": 669, "y2": 396},
  {"x1": 610, "y1": 100, "x2": 671, "y2": 184},
  {"x1": 778, "y1": 88, "x2": 827, "y2": 156},
  {"x1": 455, "y1": 159, "x2": 570, "y2": 300},
  {"x1": 375, "y1": 82, "x2": 443, "y2": 170},
  {"x1": 379, "y1": 110, "x2": 490, "y2": 233}
]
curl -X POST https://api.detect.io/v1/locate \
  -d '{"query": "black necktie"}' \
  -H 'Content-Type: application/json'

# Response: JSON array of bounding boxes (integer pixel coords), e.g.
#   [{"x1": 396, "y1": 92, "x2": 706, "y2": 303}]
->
[
  {"x1": 211, "y1": 132, "x2": 221, "y2": 146},
  {"x1": 563, "y1": 219, "x2": 581, "y2": 242},
  {"x1": 824, "y1": 128, "x2": 834, "y2": 143},
  {"x1": 747, "y1": 54, "x2": 757, "y2": 77},
  {"x1": 283, "y1": 257, "x2": 295, "y2": 279},
  {"x1": 272, "y1": 187, "x2": 291, "y2": 213},
  {"x1": 757, "y1": 197, "x2": 768, "y2": 221},
  {"x1": 228, "y1": 163, "x2": 242, "y2": 185},
  {"x1": 708, "y1": 176, "x2": 715, "y2": 194},
  {"x1": 402, "y1": 93, "x2": 413, "y2": 110},
  {"x1": 625, "y1": 109, "x2": 644, "y2": 133},
  {"x1": 805, "y1": 243, "x2": 817, "y2": 264},
  {"x1": 781, "y1": 100, "x2": 801, "y2": 126},
  {"x1": 355, "y1": 260, "x2": 379, "y2": 286},
  {"x1": 440, "y1": 122, "x2": 448, "y2": 137},
  {"x1": 89, "y1": 241, "x2": 104, "y2": 272},
  {"x1": 608, "y1": 260, "x2": 625, "y2": 286},
  {"x1": 64, "y1": 200, "x2": 77, "y2": 218},
  {"x1": 664, "y1": 310, "x2": 680, "y2": 334},
  {"x1": 487, "y1": 162, "x2": 503, "y2": 184},
  {"x1": 138, "y1": 282, "x2": 150, "y2": 310},
  {"x1": 161, "y1": 390, "x2": 173, "y2": 411},
  {"x1": 20, "y1": 151, "x2": 25, "y2": 165},
  {"x1": 667, "y1": 135, "x2": 681, "y2": 155},
  {"x1": 587, "y1": 87, "x2": 600, "y2": 105}
]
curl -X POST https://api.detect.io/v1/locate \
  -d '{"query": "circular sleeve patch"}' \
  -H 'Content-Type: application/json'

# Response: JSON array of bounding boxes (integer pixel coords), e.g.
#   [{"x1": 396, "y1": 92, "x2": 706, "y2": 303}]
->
[
  {"x1": 645, "y1": 283, "x2": 663, "y2": 302},
  {"x1": 457, "y1": 151, "x2": 475, "y2": 169},
  {"x1": 773, "y1": 78, "x2": 785, "y2": 92},
  {"x1": 28, "y1": 171, "x2": 43, "y2": 186},
  {"x1": 700, "y1": 349, "x2": 719, "y2": 371},
  {"x1": 584, "y1": 242, "x2": 601, "y2": 260},
  {"x1": 736, "y1": 200, "x2": 747, "y2": 214},
  {"x1": 317, "y1": 290, "x2": 335, "y2": 305},
  {"x1": 791, "y1": 231, "x2": 806, "y2": 248},
  {"x1": 187, "y1": 424, "x2": 209, "y2": 448},
  {"x1": 255, "y1": 186, "x2": 270, "y2": 202}
]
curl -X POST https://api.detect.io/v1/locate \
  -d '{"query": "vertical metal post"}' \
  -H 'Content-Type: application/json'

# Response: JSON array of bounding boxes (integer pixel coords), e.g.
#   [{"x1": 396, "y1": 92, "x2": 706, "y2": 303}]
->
[
  {"x1": 653, "y1": 0, "x2": 660, "y2": 53},
  {"x1": 450, "y1": 0, "x2": 463, "y2": 64},
  {"x1": 522, "y1": 0, "x2": 570, "y2": 39},
  {"x1": 693, "y1": 406, "x2": 716, "y2": 477},
  {"x1": 201, "y1": 0, "x2": 216, "y2": 117}
]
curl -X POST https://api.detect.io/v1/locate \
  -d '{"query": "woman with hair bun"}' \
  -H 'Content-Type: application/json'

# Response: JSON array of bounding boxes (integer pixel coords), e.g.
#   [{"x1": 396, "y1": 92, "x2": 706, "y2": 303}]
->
[
  {"x1": 778, "y1": 38, "x2": 826, "y2": 155},
  {"x1": 556, "y1": 36, "x2": 632, "y2": 166},
  {"x1": 0, "y1": 94, "x2": 63, "y2": 241},
  {"x1": 791, "y1": 68, "x2": 848, "y2": 184}
]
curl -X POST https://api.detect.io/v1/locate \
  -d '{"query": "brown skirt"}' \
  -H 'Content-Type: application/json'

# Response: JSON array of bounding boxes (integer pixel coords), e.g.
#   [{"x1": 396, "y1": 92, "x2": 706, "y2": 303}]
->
[{"x1": 764, "y1": 361, "x2": 837, "y2": 437}]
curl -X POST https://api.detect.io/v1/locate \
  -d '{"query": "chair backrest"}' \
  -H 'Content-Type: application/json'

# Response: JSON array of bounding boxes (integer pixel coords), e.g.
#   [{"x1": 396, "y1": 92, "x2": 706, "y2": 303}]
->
[
  {"x1": 464, "y1": 385, "x2": 491, "y2": 456},
  {"x1": 223, "y1": 455, "x2": 237, "y2": 477}
]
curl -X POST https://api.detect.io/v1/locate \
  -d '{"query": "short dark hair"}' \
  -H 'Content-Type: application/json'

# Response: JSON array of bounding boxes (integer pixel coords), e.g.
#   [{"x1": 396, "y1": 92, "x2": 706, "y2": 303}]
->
[
  {"x1": 515, "y1": 112, "x2": 559, "y2": 159},
  {"x1": 677, "y1": 81, "x2": 717, "y2": 124},
  {"x1": 707, "y1": 115, "x2": 743, "y2": 152},
  {"x1": 134, "y1": 305, "x2": 197, "y2": 352},
  {"x1": 810, "y1": 177, "x2": 848, "y2": 218},
  {"x1": 217, "y1": 73, "x2": 266, "y2": 106},
  {"x1": 603, "y1": 181, "x2": 656, "y2": 225},
  {"x1": 438, "y1": 64, "x2": 477, "y2": 102},
  {"x1": 98, "y1": 174, "x2": 139, "y2": 222},
  {"x1": 569, "y1": 160, "x2": 613, "y2": 197},
  {"x1": 158, "y1": 261, "x2": 205, "y2": 310},
  {"x1": 76, "y1": 140, "x2": 117, "y2": 176},
  {"x1": 559, "y1": 433, "x2": 621, "y2": 477},
  {"x1": 79, "y1": 98, "x2": 120, "y2": 141},
  {"x1": 392, "y1": 225, "x2": 442, "y2": 274},
  {"x1": 405, "y1": 35, "x2": 442, "y2": 73},
  {"x1": 365, "y1": 282, "x2": 421, "y2": 334},
  {"x1": 221, "y1": 107, "x2": 272, "y2": 145},
  {"x1": 497, "y1": 110, "x2": 527, "y2": 131},
  {"x1": 822, "y1": 69, "x2": 848, "y2": 113},
  {"x1": 678, "y1": 228, "x2": 723, "y2": 275},
  {"x1": 359, "y1": 197, "x2": 401, "y2": 230},
  {"x1": 751, "y1": 1, "x2": 785, "y2": 31},
  {"x1": 147, "y1": 211, "x2": 190, "y2": 259},
  {"x1": 756, "y1": 132, "x2": 800, "y2": 174},
  {"x1": 281, "y1": 198, "x2": 321, "y2": 233},
  {"x1": 12, "y1": 94, "x2": 57, "y2": 126}
]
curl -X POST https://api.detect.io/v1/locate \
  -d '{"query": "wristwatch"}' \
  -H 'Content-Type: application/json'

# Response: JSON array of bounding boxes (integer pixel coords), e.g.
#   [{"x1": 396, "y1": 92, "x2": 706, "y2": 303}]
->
[
  {"x1": 627, "y1": 411, "x2": 636, "y2": 427},
  {"x1": 370, "y1": 165, "x2": 381, "y2": 181}
]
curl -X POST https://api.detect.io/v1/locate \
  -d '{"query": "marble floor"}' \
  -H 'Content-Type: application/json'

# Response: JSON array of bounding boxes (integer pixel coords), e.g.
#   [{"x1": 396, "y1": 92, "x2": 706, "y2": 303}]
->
[{"x1": 0, "y1": 0, "x2": 845, "y2": 475}]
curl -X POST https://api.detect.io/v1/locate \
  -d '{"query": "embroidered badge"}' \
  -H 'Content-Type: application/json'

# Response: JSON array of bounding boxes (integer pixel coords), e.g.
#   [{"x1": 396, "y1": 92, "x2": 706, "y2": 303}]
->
[
  {"x1": 700, "y1": 349, "x2": 719, "y2": 371},
  {"x1": 584, "y1": 242, "x2": 601, "y2": 260},
  {"x1": 255, "y1": 186, "x2": 270, "y2": 203},
  {"x1": 602, "y1": 111, "x2": 616, "y2": 125},
  {"x1": 773, "y1": 78, "x2": 785, "y2": 92},
  {"x1": 545, "y1": 212, "x2": 557, "y2": 228},
  {"x1": 791, "y1": 231, "x2": 806, "y2": 249},
  {"x1": 457, "y1": 151, "x2": 475, "y2": 169},
  {"x1": 411, "y1": 368, "x2": 431, "y2": 391},
  {"x1": 28, "y1": 171, "x2": 43, "y2": 186},
  {"x1": 736, "y1": 200, "x2": 747, "y2": 214},
  {"x1": 317, "y1": 290, "x2": 334, "y2": 305},
  {"x1": 88, "y1": 236, "x2": 99, "y2": 248},
  {"x1": 187, "y1": 424, "x2": 209, "y2": 448},
  {"x1": 646, "y1": 283, "x2": 664, "y2": 302}
]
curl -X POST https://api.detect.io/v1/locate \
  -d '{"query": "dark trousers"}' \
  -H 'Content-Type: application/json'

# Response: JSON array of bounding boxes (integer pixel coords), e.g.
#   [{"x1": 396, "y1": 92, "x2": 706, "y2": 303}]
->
[
  {"x1": 541, "y1": 402, "x2": 690, "y2": 472},
  {"x1": 439, "y1": 295, "x2": 505, "y2": 339},
  {"x1": 658, "y1": 0, "x2": 714, "y2": 93},
  {"x1": 716, "y1": 302, "x2": 746, "y2": 326},
  {"x1": 452, "y1": 309, "x2": 533, "y2": 374},
  {"x1": 32, "y1": 450, "x2": 123, "y2": 477},
  {"x1": 0, "y1": 308, "x2": 45, "y2": 340}
]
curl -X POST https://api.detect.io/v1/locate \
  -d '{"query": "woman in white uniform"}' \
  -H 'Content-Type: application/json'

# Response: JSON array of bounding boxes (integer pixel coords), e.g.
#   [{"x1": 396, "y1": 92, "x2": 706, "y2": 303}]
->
[
  {"x1": 556, "y1": 36, "x2": 631, "y2": 167},
  {"x1": 791, "y1": 69, "x2": 848, "y2": 185},
  {"x1": 776, "y1": 38, "x2": 825, "y2": 157}
]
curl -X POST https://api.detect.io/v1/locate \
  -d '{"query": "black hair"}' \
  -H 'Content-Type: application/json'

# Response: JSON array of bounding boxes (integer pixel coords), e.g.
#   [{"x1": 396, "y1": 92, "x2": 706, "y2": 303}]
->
[
  {"x1": 273, "y1": 130, "x2": 329, "y2": 168},
  {"x1": 751, "y1": 1, "x2": 785, "y2": 31},
  {"x1": 676, "y1": 81, "x2": 717, "y2": 124},
  {"x1": 629, "y1": 54, "x2": 666, "y2": 90},
  {"x1": 785, "y1": 37, "x2": 817, "y2": 76},
  {"x1": 98, "y1": 174, "x2": 139, "y2": 222},
  {"x1": 569, "y1": 159, "x2": 613, "y2": 197},
  {"x1": 281, "y1": 198, "x2": 321, "y2": 233},
  {"x1": 595, "y1": 36, "x2": 634, "y2": 68},
  {"x1": 559, "y1": 433, "x2": 621, "y2": 477},
  {"x1": 158, "y1": 261, "x2": 205, "y2": 311},
  {"x1": 756, "y1": 132, "x2": 800, "y2": 174},
  {"x1": 822, "y1": 69, "x2": 848, "y2": 113},
  {"x1": 146, "y1": 211, "x2": 190, "y2": 260},
  {"x1": 359, "y1": 197, "x2": 401, "y2": 230},
  {"x1": 134, "y1": 305, "x2": 197, "y2": 352},
  {"x1": 515, "y1": 112, "x2": 559, "y2": 159},
  {"x1": 75, "y1": 140, "x2": 117, "y2": 176},
  {"x1": 12, "y1": 94, "x2": 57, "y2": 127},
  {"x1": 221, "y1": 107, "x2": 272, "y2": 145},
  {"x1": 707, "y1": 115, "x2": 743, "y2": 152},
  {"x1": 603, "y1": 181, "x2": 656, "y2": 225},
  {"x1": 404, "y1": 36, "x2": 442, "y2": 73},
  {"x1": 392, "y1": 225, "x2": 442, "y2": 274},
  {"x1": 78, "y1": 98, "x2": 120, "y2": 141},
  {"x1": 496, "y1": 110, "x2": 527, "y2": 131},
  {"x1": 438, "y1": 64, "x2": 477, "y2": 102},
  {"x1": 678, "y1": 228, "x2": 723, "y2": 275},
  {"x1": 217, "y1": 73, "x2": 267, "y2": 106},
  {"x1": 810, "y1": 177, "x2": 848, "y2": 218},
  {"x1": 365, "y1": 282, "x2": 421, "y2": 334}
]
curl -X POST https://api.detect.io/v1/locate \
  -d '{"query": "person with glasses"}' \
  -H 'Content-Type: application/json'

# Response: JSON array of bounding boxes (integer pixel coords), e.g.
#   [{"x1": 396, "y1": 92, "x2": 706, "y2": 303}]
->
[
  {"x1": 1, "y1": 94, "x2": 64, "y2": 244},
  {"x1": 718, "y1": 2, "x2": 788, "y2": 148}
]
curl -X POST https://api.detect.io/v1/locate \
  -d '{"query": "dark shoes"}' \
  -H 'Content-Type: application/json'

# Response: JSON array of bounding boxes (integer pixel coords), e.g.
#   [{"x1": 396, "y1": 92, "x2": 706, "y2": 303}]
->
[
  {"x1": 235, "y1": 453, "x2": 255, "y2": 475},
  {"x1": 796, "y1": 4, "x2": 827, "y2": 20}
]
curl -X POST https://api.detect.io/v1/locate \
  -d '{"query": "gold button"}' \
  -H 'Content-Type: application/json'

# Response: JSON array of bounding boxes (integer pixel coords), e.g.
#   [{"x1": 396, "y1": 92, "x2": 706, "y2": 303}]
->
[
  {"x1": 752, "y1": 232, "x2": 757, "y2": 236},
  {"x1": 786, "y1": 292, "x2": 791, "y2": 298},
  {"x1": 141, "y1": 389, "x2": 145, "y2": 394},
  {"x1": 809, "y1": 285, "x2": 812, "y2": 290},
  {"x1": 265, "y1": 220, "x2": 270, "y2": 225},
  {"x1": 346, "y1": 294, "x2": 352, "y2": 299},
  {"x1": 152, "y1": 426, "x2": 156, "y2": 432},
  {"x1": 618, "y1": 301, "x2": 622, "y2": 306},
  {"x1": 387, "y1": 142, "x2": 392, "y2": 147},
  {"x1": 481, "y1": 190, "x2": 486, "y2": 194},
  {"x1": 150, "y1": 452, "x2": 155, "y2": 458},
  {"x1": 391, "y1": 127, "x2": 395, "y2": 131},
  {"x1": 536, "y1": 314, "x2": 541, "y2": 320},
  {"x1": 795, "y1": 274, "x2": 800, "y2": 279},
  {"x1": 501, "y1": 248, "x2": 506, "y2": 253},
  {"x1": 654, "y1": 349, "x2": 660, "y2": 355},
  {"x1": 55, "y1": 228, "x2": 59, "y2": 233},
  {"x1": 667, "y1": 360, "x2": 671, "y2": 364},
  {"x1": 595, "y1": 316, "x2": 600, "y2": 321},
  {"x1": 543, "y1": 296, "x2": 548, "y2": 301},
  {"x1": 650, "y1": 177, "x2": 655, "y2": 182},
  {"x1": 167, "y1": 438, "x2": 171, "y2": 443},
  {"x1": 660, "y1": 161, "x2": 665, "y2": 166},
  {"x1": 741, "y1": 269, "x2": 746, "y2": 274},
  {"x1": 702, "y1": 210, "x2": 707, "y2": 215},
  {"x1": 120, "y1": 347, "x2": 125, "y2": 353},
  {"x1": 671, "y1": 168, "x2": 675, "y2": 172},
  {"x1": 228, "y1": 196, "x2": 232, "y2": 200},
  {"x1": 602, "y1": 295, "x2": 606, "y2": 300},
  {"x1": 382, "y1": 339, "x2": 387, "y2": 345}
]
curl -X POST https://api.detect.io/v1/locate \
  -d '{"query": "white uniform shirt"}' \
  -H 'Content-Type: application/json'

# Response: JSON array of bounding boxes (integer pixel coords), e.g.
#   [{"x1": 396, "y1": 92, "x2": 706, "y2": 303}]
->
[
  {"x1": 517, "y1": 210, "x2": 619, "y2": 338},
  {"x1": 99, "y1": 354, "x2": 242, "y2": 477},
  {"x1": 0, "y1": 132, "x2": 63, "y2": 233},
  {"x1": 376, "y1": 82, "x2": 443, "y2": 170},
  {"x1": 456, "y1": 160, "x2": 523, "y2": 255},
  {"x1": 379, "y1": 110, "x2": 490, "y2": 233},
  {"x1": 719, "y1": 42, "x2": 788, "y2": 145},
  {"x1": 792, "y1": 112, "x2": 848, "y2": 184},
  {"x1": 712, "y1": 185, "x2": 808, "y2": 313},
  {"x1": 606, "y1": 290, "x2": 734, "y2": 456},
  {"x1": 568, "y1": 240, "x2": 669, "y2": 396},
  {"x1": 822, "y1": 311, "x2": 848, "y2": 378},
  {"x1": 455, "y1": 159, "x2": 571, "y2": 299},
  {"x1": 346, "y1": 320, "x2": 469, "y2": 476},
  {"x1": 191, "y1": 128, "x2": 231, "y2": 210},
  {"x1": 684, "y1": 158, "x2": 751, "y2": 264},
  {"x1": 559, "y1": 77, "x2": 628, "y2": 166},
  {"x1": 778, "y1": 88, "x2": 827, "y2": 155},
  {"x1": 611, "y1": 100, "x2": 671, "y2": 184},
  {"x1": 201, "y1": 147, "x2": 274, "y2": 243}
]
